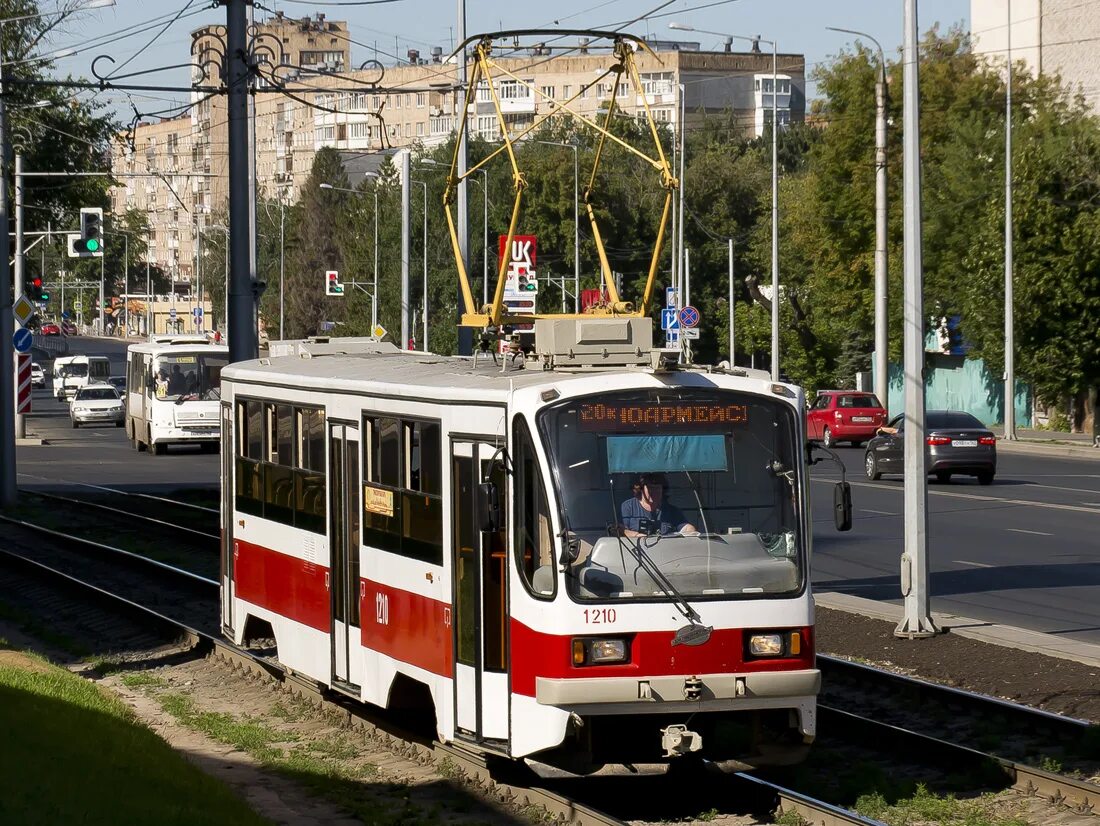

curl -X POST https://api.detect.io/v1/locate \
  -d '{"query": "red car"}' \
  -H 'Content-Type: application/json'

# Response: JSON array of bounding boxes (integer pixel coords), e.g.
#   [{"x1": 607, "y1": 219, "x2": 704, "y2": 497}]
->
[
  {"x1": 807, "y1": 390, "x2": 887, "y2": 448},
  {"x1": 39, "y1": 322, "x2": 61, "y2": 336}
]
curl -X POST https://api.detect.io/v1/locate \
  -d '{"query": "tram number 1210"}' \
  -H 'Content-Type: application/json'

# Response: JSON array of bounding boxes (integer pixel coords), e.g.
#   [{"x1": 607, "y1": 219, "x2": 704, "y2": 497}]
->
[
  {"x1": 375, "y1": 592, "x2": 390, "y2": 626},
  {"x1": 584, "y1": 608, "x2": 617, "y2": 625}
]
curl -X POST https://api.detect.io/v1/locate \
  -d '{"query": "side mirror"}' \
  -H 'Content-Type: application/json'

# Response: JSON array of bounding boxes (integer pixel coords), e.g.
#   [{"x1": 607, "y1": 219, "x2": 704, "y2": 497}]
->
[
  {"x1": 834, "y1": 481, "x2": 853, "y2": 532},
  {"x1": 477, "y1": 482, "x2": 500, "y2": 533}
]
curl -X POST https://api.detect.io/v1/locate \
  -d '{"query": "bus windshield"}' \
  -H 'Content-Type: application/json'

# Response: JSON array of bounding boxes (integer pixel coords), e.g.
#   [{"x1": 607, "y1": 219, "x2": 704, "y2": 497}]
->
[
  {"x1": 539, "y1": 389, "x2": 804, "y2": 602},
  {"x1": 153, "y1": 353, "x2": 228, "y2": 402}
]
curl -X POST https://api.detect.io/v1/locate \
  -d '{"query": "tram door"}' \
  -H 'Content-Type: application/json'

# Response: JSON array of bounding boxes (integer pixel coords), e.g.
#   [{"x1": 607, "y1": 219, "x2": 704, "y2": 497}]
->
[
  {"x1": 329, "y1": 423, "x2": 362, "y2": 691},
  {"x1": 452, "y1": 441, "x2": 509, "y2": 744},
  {"x1": 219, "y1": 402, "x2": 234, "y2": 634}
]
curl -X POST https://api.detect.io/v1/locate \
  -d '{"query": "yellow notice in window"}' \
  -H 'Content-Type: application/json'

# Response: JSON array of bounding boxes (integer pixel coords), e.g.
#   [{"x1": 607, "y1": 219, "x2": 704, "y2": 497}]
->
[{"x1": 364, "y1": 485, "x2": 394, "y2": 517}]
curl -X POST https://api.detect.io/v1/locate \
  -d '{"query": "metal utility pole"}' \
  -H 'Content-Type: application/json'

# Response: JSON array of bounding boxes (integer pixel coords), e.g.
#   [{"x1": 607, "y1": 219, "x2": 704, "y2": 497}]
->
[
  {"x1": 0, "y1": 75, "x2": 15, "y2": 507},
  {"x1": 828, "y1": 26, "x2": 888, "y2": 412},
  {"x1": 372, "y1": 187, "x2": 379, "y2": 330},
  {"x1": 896, "y1": 0, "x2": 937, "y2": 639},
  {"x1": 769, "y1": 39, "x2": 780, "y2": 382},
  {"x1": 728, "y1": 238, "x2": 735, "y2": 365},
  {"x1": 99, "y1": 255, "x2": 105, "y2": 336},
  {"x1": 14, "y1": 151, "x2": 25, "y2": 437},
  {"x1": 279, "y1": 185, "x2": 286, "y2": 340},
  {"x1": 1004, "y1": 0, "x2": 1016, "y2": 440},
  {"x1": 225, "y1": 0, "x2": 257, "y2": 361},
  {"x1": 455, "y1": 0, "x2": 472, "y2": 354},
  {"x1": 401, "y1": 150, "x2": 411, "y2": 349},
  {"x1": 413, "y1": 180, "x2": 428, "y2": 351}
]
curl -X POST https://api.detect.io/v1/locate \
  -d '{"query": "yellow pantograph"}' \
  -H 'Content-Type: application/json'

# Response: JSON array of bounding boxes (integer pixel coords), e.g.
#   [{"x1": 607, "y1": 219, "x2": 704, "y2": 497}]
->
[{"x1": 442, "y1": 30, "x2": 678, "y2": 329}]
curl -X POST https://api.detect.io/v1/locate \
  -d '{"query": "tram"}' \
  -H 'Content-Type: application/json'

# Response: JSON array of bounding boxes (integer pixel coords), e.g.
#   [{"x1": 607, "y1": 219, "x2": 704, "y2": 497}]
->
[
  {"x1": 125, "y1": 336, "x2": 229, "y2": 454},
  {"x1": 219, "y1": 322, "x2": 849, "y2": 773}
]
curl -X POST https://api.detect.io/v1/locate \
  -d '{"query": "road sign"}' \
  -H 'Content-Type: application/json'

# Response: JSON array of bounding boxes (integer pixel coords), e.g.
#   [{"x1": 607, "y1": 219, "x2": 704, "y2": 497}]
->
[
  {"x1": 678, "y1": 305, "x2": 700, "y2": 328},
  {"x1": 13, "y1": 294, "x2": 35, "y2": 327},
  {"x1": 372, "y1": 324, "x2": 387, "y2": 339},
  {"x1": 73, "y1": 299, "x2": 83, "y2": 312},
  {"x1": 660, "y1": 308, "x2": 680, "y2": 331},
  {"x1": 16, "y1": 353, "x2": 31, "y2": 414},
  {"x1": 169, "y1": 308, "x2": 177, "y2": 321},
  {"x1": 13, "y1": 328, "x2": 33, "y2": 353},
  {"x1": 666, "y1": 286, "x2": 679, "y2": 309},
  {"x1": 681, "y1": 328, "x2": 700, "y2": 340},
  {"x1": 193, "y1": 307, "x2": 204, "y2": 318}
]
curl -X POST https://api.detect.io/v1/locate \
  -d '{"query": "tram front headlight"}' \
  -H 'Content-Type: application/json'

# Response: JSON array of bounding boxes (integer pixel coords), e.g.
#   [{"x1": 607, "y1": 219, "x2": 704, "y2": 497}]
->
[
  {"x1": 748, "y1": 632, "x2": 784, "y2": 657},
  {"x1": 572, "y1": 638, "x2": 629, "y2": 666}
]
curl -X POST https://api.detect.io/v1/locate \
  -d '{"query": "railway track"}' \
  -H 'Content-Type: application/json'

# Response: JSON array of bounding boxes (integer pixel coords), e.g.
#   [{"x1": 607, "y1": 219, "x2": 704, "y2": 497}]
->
[
  {"x1": 2, "y1": 506, "x2": 1097, "y2": 823},
  {"x1": 0, "y1": 520, "x2": 875, "y2": 826},
  {"x1": 21, "y1": 489, "x2": 220, "y2": 545}
]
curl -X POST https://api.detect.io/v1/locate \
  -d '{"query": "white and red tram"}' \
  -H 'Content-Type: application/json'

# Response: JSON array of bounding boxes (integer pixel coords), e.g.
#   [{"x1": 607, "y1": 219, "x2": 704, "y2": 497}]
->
[{"x1": 219, "y1": 325, "x2": 837, "y2": 773}]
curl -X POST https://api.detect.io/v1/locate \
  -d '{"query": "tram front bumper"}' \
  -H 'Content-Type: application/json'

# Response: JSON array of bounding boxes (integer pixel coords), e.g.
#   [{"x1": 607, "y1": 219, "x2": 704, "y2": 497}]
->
[{"x1": 535, "y1": 669, "x2": 820, "y2": 707}]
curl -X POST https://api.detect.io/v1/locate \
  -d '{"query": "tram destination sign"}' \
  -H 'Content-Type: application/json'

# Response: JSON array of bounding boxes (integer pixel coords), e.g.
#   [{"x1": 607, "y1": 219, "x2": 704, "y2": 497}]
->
[{"x1": 578, "y1": 401, "x2": 749, "y2": 432}]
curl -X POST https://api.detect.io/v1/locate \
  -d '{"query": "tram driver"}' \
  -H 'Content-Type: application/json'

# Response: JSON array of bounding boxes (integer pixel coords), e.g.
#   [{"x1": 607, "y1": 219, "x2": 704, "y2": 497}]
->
[{"x1": 618, "y1": 472, "x2": 697, "y2": 538}]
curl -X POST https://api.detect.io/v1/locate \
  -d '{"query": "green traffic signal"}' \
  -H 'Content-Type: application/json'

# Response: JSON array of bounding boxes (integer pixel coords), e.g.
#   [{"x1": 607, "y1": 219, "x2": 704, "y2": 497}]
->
[{"x1": 85, "y1": 238, "x2": 100, "y2": 252}]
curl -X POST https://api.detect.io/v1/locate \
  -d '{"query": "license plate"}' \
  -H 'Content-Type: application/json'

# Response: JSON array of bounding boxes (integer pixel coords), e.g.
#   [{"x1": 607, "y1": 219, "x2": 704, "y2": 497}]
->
[
  {"x1": 952, "y1": 440, "x2": 978, "y2": 447},
  {"x1": 852, "y1": 416, "x2": 872, "y2": 422}
]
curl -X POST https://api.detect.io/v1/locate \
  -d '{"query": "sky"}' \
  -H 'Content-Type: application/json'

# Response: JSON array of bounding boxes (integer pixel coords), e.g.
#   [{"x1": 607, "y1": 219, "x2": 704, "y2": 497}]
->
[{"x1": 43, "y1": 0, "x2": 971, "y2": 122}]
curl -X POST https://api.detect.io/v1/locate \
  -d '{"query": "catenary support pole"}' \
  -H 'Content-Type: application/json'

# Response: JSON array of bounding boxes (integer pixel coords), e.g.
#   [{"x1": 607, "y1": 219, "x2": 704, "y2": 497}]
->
[
  {"x1": 874, "y1": 43, "x2": 888, "y2": 413},
  {"x1": 225, "y1": 0, "x2": 257, "y2": 362},
  {"x1": 401, "y1": 150, "x2": 410, "y2": 349},
  {"x1": 14, "y1": 151, "x2": 25, "y2": 437},
  {"x1": 896, "y1": 0, "x2": 937, "y2": 639},
  {"x1": 0, "y1": 77, "x2": 16, "y2": 507},
  {"x1": 728, "y1": 237, "x2": 735, "y2": 365},
  {"x1": 1004, "y1": 0, "x2": 1016, "y2": 440},
  {"x1": 770, "y1": 40, "x2": 780, "y2": 382}
]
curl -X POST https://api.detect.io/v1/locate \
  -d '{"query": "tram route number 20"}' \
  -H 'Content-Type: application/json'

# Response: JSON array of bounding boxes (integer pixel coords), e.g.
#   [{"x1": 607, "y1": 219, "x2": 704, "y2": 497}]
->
[
  {"x1": 375, "y1": 592, "x2": 390, "y2": 626},
  {"x1": 584, "y1": 608, "x2": 617, "y2": 625}
]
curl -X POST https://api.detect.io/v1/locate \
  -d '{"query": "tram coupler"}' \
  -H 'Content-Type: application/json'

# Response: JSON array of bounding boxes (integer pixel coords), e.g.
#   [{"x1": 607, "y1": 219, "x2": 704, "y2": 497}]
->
[{"x1": 661, "y1": 724, "x2": 703, "y2": 758}]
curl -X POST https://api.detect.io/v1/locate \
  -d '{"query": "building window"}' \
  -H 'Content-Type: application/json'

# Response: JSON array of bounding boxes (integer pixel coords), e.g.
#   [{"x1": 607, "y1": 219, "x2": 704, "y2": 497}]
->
[
  {"x1": 416, "y1": 92, "x2": 426, "y2": 108},
  {"x1": 499, "y1": 80, "x2": 531, "y2": 100},
  {"x1": 416, "y1": 121, "x2": 424, "y2": 137},
  {"x1": 562, "y1": 84, "x2": 572, "y2": 98},
  {"x1": 539, "y1": 85, "x2": 554, "y2": 100}
]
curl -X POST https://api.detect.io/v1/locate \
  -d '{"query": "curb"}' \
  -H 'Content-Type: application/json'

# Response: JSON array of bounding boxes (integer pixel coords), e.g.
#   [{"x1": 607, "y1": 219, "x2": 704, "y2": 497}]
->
[
  {"x1": 815, "y1": 591, "x2": 1100, "y2": 669},
  {"x1": 15, "y1": 438, "x2": 45, "y2": 446},
  {"x1": 996, "y1": 439, "x2": 1100, "y2": 460}
]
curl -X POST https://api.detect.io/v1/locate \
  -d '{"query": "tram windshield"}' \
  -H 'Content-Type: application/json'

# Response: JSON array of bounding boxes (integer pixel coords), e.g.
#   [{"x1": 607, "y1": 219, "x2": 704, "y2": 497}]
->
[
  {"x1": 539, "y1": 389, "x2": 804, "y2": 602},
  {"x1": 153, "y1": 353, "x2": 228, "y2": 402}
]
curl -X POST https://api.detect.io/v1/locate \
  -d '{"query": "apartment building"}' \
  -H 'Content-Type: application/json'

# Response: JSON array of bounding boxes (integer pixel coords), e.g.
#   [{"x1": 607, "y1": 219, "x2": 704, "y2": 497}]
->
[
  {"x1": 112, "y1": 28, "x2": 804, "y2": 289},
  {"x1": 971, "y1": 0, "x2": 1100, "y2": 114}
]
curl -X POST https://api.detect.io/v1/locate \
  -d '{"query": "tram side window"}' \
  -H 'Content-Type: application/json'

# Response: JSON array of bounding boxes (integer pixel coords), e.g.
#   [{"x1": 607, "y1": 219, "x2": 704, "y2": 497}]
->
[
  {"x1": 234, "y1": 399, "x2": 326, "y2": 533},
  {"x1": 235, "y1": 400, "x2": 265, "y2": 517},
  {"x1": 514, "y1": 420, "x2": 556, "y2": 598},
  {"x1": 363, "y1": 415, "x2": 443, "y2": 564}
]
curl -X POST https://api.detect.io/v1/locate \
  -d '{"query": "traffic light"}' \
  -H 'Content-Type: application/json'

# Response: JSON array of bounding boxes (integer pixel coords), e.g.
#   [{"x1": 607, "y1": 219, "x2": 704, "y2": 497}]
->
[
  {"x1": 28, "y1": 276, "x2": 50, "y2": 302},
  {"x1": 325, "y1": 270, "x2": 344, "y2": 296},
  {"x1": 517, "y1": 273, "x2": 538, "y2": 293},
  {"x1": 69, "y1": 208, "x2": 104, "y2": 257}
]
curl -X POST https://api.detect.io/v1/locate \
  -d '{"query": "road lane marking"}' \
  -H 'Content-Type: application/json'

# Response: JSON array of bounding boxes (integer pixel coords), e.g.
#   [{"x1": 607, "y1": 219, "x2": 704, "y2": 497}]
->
[
  {"x1": 810, "y1": 477, "x2": 1100, "y2": 516},
  {"x1": 1006, "y1": 528, "x2": 1054, "y2": 536},
  {"x1": 861, "y1": 508, "x2": 898, "y2": 515},
  {"x1": 1018, "y1": 481, "x2": 1100, "y2": 495},
  {"x1": 954, "y1": 560, "x2": 994, "y2": 568}
]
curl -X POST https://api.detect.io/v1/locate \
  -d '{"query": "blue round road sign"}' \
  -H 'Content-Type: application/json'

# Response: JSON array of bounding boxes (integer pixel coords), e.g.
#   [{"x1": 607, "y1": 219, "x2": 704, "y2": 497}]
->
[
  {"x1": 13, "y1": 327, "x2": 33, "y2": 353},
  {"x1": 678, "y1": 305, "x2": 700, "y2": 328}
]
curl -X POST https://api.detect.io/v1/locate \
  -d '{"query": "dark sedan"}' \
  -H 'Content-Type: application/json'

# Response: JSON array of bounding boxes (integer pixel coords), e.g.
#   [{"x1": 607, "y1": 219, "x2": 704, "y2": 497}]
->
[{"x1": 864, "y1": 410, "x2": 997, "y2": 485}]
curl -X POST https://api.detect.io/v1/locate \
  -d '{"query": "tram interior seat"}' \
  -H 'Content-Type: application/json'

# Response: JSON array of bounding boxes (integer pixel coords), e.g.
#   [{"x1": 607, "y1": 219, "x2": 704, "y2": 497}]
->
[{"x1": 574, "y1": 534, "x2": 799, "y2": 598}]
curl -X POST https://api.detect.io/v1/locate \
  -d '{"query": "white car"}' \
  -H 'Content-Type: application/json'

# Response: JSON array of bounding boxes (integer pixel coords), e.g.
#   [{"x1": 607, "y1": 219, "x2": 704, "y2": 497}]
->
[
  {"x1": 31, "y1": 362, "x2": 44, "y2": 387},
  {"x1": 70, "y1": 385, "x2": 125, "y2": 428}
]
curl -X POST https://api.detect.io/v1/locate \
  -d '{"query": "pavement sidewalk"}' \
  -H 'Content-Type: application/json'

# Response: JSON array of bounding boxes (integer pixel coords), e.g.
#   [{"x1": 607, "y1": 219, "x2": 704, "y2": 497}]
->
[
  {"x1": 990, "y1": 426, "x2": 1099, "y2": 459},
  {"x1": 816, "y1": 591, "x2": 1100, "y2": 669}
]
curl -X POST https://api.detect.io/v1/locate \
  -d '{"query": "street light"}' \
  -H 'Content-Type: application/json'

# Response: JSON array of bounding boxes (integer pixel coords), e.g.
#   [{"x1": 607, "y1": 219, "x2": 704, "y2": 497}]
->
[
  {"x1": 0, "y1": 0, "x2": 117, "y2": 508},
  {"x1": 533, "y1": 139, "x2": 580, "y2": 313},
  {"x1": 827, "y1": 26, "x2": 888, "y2": 414},
  {"x1": 321, "y1": 175, "x2": 380, "y2": 328},
  {"x1": 670, "y1": 22, "x2": 781, "y2": 381}
]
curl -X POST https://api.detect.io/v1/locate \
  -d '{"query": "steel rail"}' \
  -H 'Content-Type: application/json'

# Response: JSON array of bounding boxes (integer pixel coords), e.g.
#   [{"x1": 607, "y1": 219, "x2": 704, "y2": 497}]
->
[
  {"x1": 70, "y1": 480, "x2": 220, "y2": 516},
  {"x1": 820, "y1": 705, "x2": 1099, "y2": 815},
  {"x1": 22, "y1": 489, "x2": 220, "y2": 543}
]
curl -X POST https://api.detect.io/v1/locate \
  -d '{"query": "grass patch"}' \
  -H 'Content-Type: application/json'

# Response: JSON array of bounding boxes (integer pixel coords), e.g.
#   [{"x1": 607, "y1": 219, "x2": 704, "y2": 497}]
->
[
  {"x1": 121, "y1": 672, "x2": 168, "y2": 689},
  {"x1": 0, "y1": 648, "x2": 271, "y2": 825},
  {"x1": 855, "y1": 784, "x2": 1029, "y2": 826},
  {"x1": 157, "y1": 693, "x2": 290, "y2": 752}
]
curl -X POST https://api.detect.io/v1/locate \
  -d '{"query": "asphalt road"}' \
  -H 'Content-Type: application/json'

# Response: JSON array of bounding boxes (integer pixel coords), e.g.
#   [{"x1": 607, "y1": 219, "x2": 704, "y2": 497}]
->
[
  {"x1": 20, "y1": 336, "x2": 1100, "y2": 645},
  {"x1": 810, "y1": 446, "x2": 1100, "y2": 645}
]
